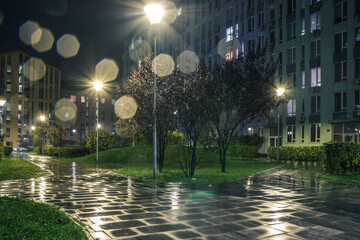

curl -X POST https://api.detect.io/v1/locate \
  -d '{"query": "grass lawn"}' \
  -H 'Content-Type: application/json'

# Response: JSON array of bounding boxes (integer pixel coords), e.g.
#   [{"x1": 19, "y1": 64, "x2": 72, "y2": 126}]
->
[
  {"x1": 317, "y1": 172, "x2": 360, "y2": 184},
  {"x1": 57, "y1": 145, "x2": 280, "y2": 183},
  {"x1": 0, "y1": 159, "x2": 49, "y2": 180},
  {"x1": 0, "y1": 196, "x2": 87, "y2": 240}
]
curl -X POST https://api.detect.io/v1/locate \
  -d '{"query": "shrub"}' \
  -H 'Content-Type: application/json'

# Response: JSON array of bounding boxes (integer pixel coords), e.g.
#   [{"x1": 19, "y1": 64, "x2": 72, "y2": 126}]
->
[
  {"x1": 86, "y1": 131, "x2": 112, "y2": 153},
  {"x1": 4, "y1": 147, "x2": 12, "y2": 156},
  {"x1": 35, "y1": 147, "x2": 42, "y2": 155},
  {"x1": 229, "y1": 146, "x2": 259, "y2": 158},
  {"x1": 323, "y1": 142, "x2": 360, "y2": 174},
  {"x1": 267, "y1": 146, "x2": 324, "y2": 162},
  {"x1": 230, "y1": 135, "x2": 264, "y2": 147},
  {"x1": 42, "y1": 147, "x2": 90, "y2": 157},
  {"x1": 0, "y1": 146, "x2": 4, "y2": 160}
]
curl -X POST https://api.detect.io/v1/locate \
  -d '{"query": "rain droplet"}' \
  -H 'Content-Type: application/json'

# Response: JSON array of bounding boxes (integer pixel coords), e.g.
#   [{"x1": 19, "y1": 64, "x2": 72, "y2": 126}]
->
[
  {"x1": 19, "y1": 20, "x2": 42, "y2": 45},
  {"x1": 177, "y1": 51, "x2": 199, "y2": 74},
  {"x1": 23, "y1": 57, "x2": 46, "y2": 81},
  {"x1": 32, "y1": 28, "x2": 54, "y2": 53},
  {"x1": 152, "y1": 54, "x2": 175, "y2": 78},
  {"x1": 57, "y1": 34, "x2": 80, "y2": 58},
  {"x1": 95, "y1": 58, "x2": 119, "y2": 81},
  {"x1": 54, "y1": 98, "x2": 77, "y2": 122},
  {"x1": 115, "y1": 96, "x2": 138, "y2": 120}
]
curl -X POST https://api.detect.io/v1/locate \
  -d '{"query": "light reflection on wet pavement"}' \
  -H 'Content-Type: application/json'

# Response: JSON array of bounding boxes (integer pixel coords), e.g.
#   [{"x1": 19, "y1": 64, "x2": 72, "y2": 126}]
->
[{"x1": 1, "y1": 156, "x2": 360, "y2": 240}]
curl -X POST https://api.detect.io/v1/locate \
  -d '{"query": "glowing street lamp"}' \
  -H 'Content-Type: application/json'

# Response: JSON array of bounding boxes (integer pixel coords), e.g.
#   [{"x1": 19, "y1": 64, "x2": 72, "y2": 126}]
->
[
  {"x1": 144, "y1": 3, "x2": 164, "y2": 179},
  {"x1": 276, "y1": 88, "x2": 285, "y2": 163},
  {"x1": 93, "y1": 80, "x2": 103, "y2": 162}
]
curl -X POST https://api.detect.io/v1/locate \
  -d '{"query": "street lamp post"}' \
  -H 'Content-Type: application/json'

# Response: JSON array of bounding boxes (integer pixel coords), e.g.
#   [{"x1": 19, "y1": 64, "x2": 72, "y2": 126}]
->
[
  {"x1": 40, "y1": 115, "x2": 46, "y2": 147},
  {"x1": 144, "y1": 3, "x2": 164, "y2": 179},
  {"x1": 93, "y1": 81, "x2": 103, "y2": 162},
  {"x1": 276, "y1": 88, "x2": 285, "y2": 163}
]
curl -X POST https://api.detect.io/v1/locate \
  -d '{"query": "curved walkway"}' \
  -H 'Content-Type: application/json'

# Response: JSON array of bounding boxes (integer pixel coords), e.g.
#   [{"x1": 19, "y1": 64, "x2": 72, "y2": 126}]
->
[{"x1": 1, "y1": 156, "x2": 360, "y2": 240}]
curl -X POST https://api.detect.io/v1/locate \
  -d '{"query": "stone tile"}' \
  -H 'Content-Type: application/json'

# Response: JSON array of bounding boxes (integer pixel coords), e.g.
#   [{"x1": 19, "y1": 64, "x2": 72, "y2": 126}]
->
[
  {"x1": 137, "y1": 223, "x2": 189, "y2": 234},
  {"x1": 98, "y1": 220, "x2": 146, "y2": 230},
  {"x1": 294, "y1": 226, "x2": 343, "y2": 239},
  {"x1": 121, "y1": 234, "x2": 174, "y2": 240},
  {"x1": 172, "y1": 230, "x2": 201, "y2": 239},
  {"x1": 144, "y1": 218, "x2": 168, "y2": 224},
  {"x1": 108, "y1": 228, "x2": 137, "y2": 238},
  {"x1": 90, "y1": 231, "x2": 111, "y2": 239},
  {"x1": 118, "y1": 212, "x2": 162, "y2": 220}
]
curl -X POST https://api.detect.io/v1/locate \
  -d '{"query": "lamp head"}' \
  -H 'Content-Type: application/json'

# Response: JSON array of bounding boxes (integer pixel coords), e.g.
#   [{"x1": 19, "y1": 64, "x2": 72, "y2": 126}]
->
[
  {"x1": 276, "y1": 88, "x2": 285, "y2": 96},
  {"x1": 144, "y1": 3, "x2": 164, "y2": 24},
  {"x1": 0, "y1": 100, "x2": 6, "y2": 107},
  {"x1": 40, "y1": 115, "x2": 45, "y2": 121},
  {"x1": 93, "y1": 81, "x2": 103, "y2": 92},
  {"x1": 31, "y1": 126, "x2": 35, "y2": 130}
]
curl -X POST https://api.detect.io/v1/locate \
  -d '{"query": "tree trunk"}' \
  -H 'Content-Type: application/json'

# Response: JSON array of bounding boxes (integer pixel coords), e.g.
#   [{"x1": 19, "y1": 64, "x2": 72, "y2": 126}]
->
[{"x1": 189, "y1": 141, "x2": 197, "y2": 177}]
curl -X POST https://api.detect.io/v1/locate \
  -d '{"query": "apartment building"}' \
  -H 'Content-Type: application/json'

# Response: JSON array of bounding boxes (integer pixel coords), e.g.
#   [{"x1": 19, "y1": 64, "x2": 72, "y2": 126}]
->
[
  {"x1": 266, "y1": 0, "x2": 360, "y2": 148},
  {"x1": 0, "y1": 50, "x2": 60, "y2": 147},
  {"x1": 61, "y1": 87, "x2": 116, "y2": 143}
]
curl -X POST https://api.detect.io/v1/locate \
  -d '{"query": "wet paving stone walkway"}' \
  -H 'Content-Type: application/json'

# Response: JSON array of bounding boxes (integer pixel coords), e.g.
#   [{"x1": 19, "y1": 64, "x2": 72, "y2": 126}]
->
[{"x1": 1, "y1": 157, "x2": 360, "y2": 239}]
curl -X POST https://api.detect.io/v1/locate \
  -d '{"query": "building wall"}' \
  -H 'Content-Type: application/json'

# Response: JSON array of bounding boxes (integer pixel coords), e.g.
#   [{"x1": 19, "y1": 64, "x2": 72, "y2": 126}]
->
[
  {"x1": 61, "y1": 87, "x2": 116, "y2": 143},
  {"x1": 0, "y1": 51, "x2": 61, "y2": 147},
  {"x1": 266, "y1": 0, "x2": 360, "y2": 149}
]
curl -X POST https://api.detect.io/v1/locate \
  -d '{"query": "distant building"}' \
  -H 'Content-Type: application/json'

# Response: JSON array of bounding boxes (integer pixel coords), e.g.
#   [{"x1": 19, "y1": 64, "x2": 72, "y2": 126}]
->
[
  {"x1": 266, "y1": 0, "x2": 360, "y2": 148},
  {"x1": 0, "y1": 50, "x2": 60, "y2": 147},
  {"x1": 61, "y1": 86, "x2": 116, "y2": 143}
]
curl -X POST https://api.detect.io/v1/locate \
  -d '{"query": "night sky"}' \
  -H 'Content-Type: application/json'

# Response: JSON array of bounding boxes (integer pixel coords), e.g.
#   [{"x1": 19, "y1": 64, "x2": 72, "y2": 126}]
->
[{"x1": 0, "y1": 0, "x2": 143, "y2": 88}]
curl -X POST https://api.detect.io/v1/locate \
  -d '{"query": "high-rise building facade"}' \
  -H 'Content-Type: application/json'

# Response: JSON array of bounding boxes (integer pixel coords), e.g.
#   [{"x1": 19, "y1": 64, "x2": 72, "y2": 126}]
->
[
  {"x1": 266, "y1": 0, "x2": 360, "y2": 148},
  {"x1": 61, "y1": 87, "x2": 116, "y2": 143},
  {"x1": 0, "y1": 51, "x2": 61, "y2": 147}
]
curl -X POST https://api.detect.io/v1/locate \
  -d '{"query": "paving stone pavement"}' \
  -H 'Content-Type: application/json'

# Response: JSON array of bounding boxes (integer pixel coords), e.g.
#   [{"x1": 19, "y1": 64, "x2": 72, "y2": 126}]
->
[{"x1": 1, "y1": 157, "x2": 360, "y2": 239}]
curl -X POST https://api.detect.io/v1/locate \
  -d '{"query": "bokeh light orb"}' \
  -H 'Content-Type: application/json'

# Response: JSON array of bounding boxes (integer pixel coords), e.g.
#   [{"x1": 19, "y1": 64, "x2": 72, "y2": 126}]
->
[
  {"x1": 56, "y1": 34, "x2": 80, "y2": 58},
  {"x1": 217, "y1": 37, "x2": 241, "y2": 60},
  {"x1": 0, "y1": 11, "x2": 4, "y2": 26},
  {"x1": 129, "y1": 40, "x2": 152, "y2": 62},
  {"x1": 177, "y1": 51, "x2": 199, "y2": 74},
  {"x1": 95, "y1": 58, "x2": 119, "y2": 81},
  {"x1": 32, "y1": 28, "x2": 54, "y2": 53},
  {"x1": 23, "y1": 57, "x2": 46, "y2": 81},
  {"x1": 54, "y1": 98, "x2": 77, "y2": 122},
  {"x1": 152, "y1": 54, "x2": 175, "y2": 77},
  {"x1": 19, "y1": 20, "x2": 42, "y2": 45},
  {"x1": 45, "y1": 0, "x2": 68, "y2": 17},
  {"x1": 162, "y1": 1, "x2": 178, "y2": 24},
  {"x1": 115, "y1": 96, "x2": 138, "y2": 120}
]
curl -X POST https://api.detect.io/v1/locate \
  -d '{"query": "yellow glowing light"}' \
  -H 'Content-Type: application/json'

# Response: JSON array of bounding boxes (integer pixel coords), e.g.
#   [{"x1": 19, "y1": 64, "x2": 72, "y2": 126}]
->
[
  {"x1": 23, "y1": 57, "x2": 46, "y2": 81},
  {"x1": 32, "y1": 28, "x2": 54, "y2": 53},
  {"x1": 152, "y1": 54, "x2": 175, "y2": 77},
  {"x1": 276, "y1": 88, "x2": 285, "y2": 96},
  {"x1": 177, "y1": 51, "x2": 199, "y2": 74},
  {"x1": 31, "y1": 126, "x2": 36, "y2": 130},
  {"x1": 115, "y1": 96, "x2": 138, "y2": 120},
  {"x1": 93, "y1": 81, "x2": 103, "y2": 92},
  {"x1": 0, "y1": 100, "x2": 6, "y2": 107},
  {"x1": 56, "y1": 34, "x2": 80, "y2": 58},
  {"x1": 144, "y1": 4, "x2": 164, "y2": 24},
  {"x1": 97, "y1": 124, "x2": 101, "y2": 129},
  {"x1": 95, "y1": 58, "x2": 119, "y2": 81},
  {"x1": 39, "y1": 115, "x2": 46, "y2": 121},
  {"x1": 19, "y1": 20, "x2": 42, "y2": 45},
  {"x1": 54, "y1": 98, "x2": 77, "y2": 122}
]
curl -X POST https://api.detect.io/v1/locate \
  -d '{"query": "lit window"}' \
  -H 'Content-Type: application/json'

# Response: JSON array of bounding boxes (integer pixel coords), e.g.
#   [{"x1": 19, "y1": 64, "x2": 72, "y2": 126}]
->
[
  {"x1": 287, "y1": 99, "x2": 296, "y2": 116},
  {"x1": 301, "y1": 71, "x2": 305, "y2": 89},
  {"x1": 287, "y1": 125, "x2": 296, "y2": 143},
  {"x1": 101, "y1": 98, "x2": 105, "y2": 104},
  {"x1": 311, "y1": 67, "x2": 321, "y2": 87},
  {"x1": 70, "y1": 95, "x2": 76, "y2": 102},
  {"x1": 226, "y1": 27, "x2": 233, "y2": 42},
  {"x1": 81, "y1": 96, "x2": 85, "y2": 103},
  {"x1": 310, "y1": 12, "x2": 321, "y2": 32},
  {"x1": 247, "y1": 127, "x2": 254, "y2": 135}
]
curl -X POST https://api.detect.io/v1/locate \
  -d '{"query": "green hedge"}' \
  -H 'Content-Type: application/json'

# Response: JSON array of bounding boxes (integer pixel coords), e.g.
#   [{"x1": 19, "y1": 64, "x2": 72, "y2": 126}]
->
[
  {"x1": 42, "y1": 147, "x2": 90, "y2": 157},
  {"x1": 229, "y1": 146, "x2": 259, "y2": 158},
  {"x1": 323, "y1": 142, "x2": 360, "y2": 174},
  {"x1": 4, "y1": 147, "x2": 12, "y2": 156},
  {"x1": 267, "y1": 146, "x2": 324, "y2": 162},
  {"x1": 35, "y1": 147, "x2": 42, "y2": 155},
  {"x1": 0, "y1": 146, "x2": 4, "y2": 160}
]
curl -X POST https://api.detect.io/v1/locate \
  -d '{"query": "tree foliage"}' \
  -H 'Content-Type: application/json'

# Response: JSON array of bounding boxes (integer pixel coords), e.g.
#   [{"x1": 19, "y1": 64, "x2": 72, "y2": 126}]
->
[
  {"x1": 86, "y1": 131, "x2": 112, "y2": 153},
  {"x1": 207, "y1": 46, "x2": 277, "y2": 172}
]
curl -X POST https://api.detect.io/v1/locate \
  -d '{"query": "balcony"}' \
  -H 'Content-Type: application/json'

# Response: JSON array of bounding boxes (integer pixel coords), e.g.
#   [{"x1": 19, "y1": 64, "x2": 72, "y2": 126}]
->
[
  {"x1": 309, "y1": 114, "x2": 320, "y2": 123},
  {"x1": 333, "y1": 111, "x2": 347, "y2": 120},
  {"x1": 310, "y1": 1, "x2": 322, "y2": 14},
  {"x1": 286, "y1": 63, "x2": 296, "y2": 74},
  {"x1": 311, "y1": 29, "x2": 321, "y2": 36},
  {"x1": 353, "y1": 110, "x2": 360, "y2": 118},
  {"x1": 286, "y1": 116, "x2": 296, "y2": 125},
  {"x1": 333, "y1": 50, "x2": 347, "y2": 63},
  {"x1": 286, "y1": 12, "x2": 296, "y2": 23},
  {"x1": 309, "y1": 57, "x2": 320, "y2": 68}
]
